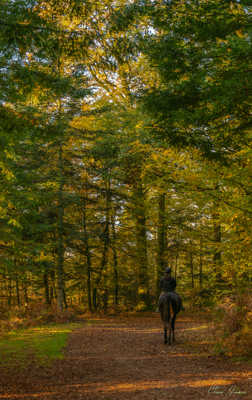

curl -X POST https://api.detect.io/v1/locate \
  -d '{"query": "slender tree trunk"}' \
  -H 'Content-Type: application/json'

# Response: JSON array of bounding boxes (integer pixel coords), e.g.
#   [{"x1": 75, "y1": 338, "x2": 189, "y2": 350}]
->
[
  {"x1": 50, "y1": 286, "x2": 54, "y2": 303},
  {"x1": 111, "y1": 211, "x2": 119, "y2": 306},
  {"x1": 93, "y1": 287, "x2": 97, "y2": 310},
  {"x1": 44, "y1": 272, "x2": 51, "y2": 305},
  {"x1": 199, "y1": 238, "x2": 203, "y2": 288},
  {"x1": 156, "y1": 193, "x2": 166, "y2": 297},
  {"x1": 190, "y1": 250, "x2": 194, "y2": 289},
  {"x1": 175, "y1": 252, "x2": 179, "y2": 281},
  {"x1": 23, "y1": 281, "x2": 29, "y2": 304},
  {"x1": 93, "y1": 176, "x2": 111, "y2": 311},
  {"x1": 82, "y1": 187, "x2": 92, "y2": 312},
  {"x1": 56, "y1": 141, "x2": 65, "y2": 312},
  {"x1": 101, "y1": 178, "x2": 111, "y2": 312},
  {"x1": 0, "y1": 271, "x2": 6, "y2": 308},
  {"x1": 8, "y1": 277, "x2": 12, "y2": 307},
  {"x1": 133, "y1": 181, "x2": 149, "y2": 308},
  {"x1": 63, "y1": 286, "x2": 68, "y2": 309},
  {"x1": 50, "y1": 269, "x2": 56, "y2": 303},
  {"x1": 15, "y1": 275, "x2": 20, "y2": 306},
  {"x1": 213, "y1": 212, "x2": 222, "y2": 284},
  {"x1": 212, "y1": 185, "x2": 222, "y2": 285},
  {"x1": 87, "y1": 257, "x2": 92, "y2": 311}
]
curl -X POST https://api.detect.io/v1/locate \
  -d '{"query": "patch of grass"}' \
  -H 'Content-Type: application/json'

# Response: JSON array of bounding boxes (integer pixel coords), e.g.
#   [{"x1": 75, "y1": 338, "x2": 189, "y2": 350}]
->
[
  {"x1": 0, "y1": 323, "x2": 81, "y2": 367},
  {"x1": 231, "y1": 355, "x2": 252, "y2": 364},
  {"x1": 183, "y1": 324, "x2": 209, "y2": 331}
]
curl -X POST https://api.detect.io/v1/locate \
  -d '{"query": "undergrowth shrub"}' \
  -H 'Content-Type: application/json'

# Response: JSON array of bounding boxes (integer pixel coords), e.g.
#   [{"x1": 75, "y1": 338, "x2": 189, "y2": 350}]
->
[
  {"x1": 187, "y1": 288, "x2": 216, "y2": 310},
  {"x1": 0, "y1": 302, "x2": 84, "y2": 333},
  {"x1": 214, "y1": 290, "x2": 252, "y2": 358}
]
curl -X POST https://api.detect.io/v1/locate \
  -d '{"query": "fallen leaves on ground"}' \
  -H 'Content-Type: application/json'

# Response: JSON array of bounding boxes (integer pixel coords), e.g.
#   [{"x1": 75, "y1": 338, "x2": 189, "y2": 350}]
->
[{"x1": 0, "y1": 314, "x2": 251, "y2": 400}]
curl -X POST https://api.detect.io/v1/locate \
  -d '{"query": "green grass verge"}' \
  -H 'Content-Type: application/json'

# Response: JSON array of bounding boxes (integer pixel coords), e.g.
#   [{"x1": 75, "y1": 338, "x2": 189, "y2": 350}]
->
[{"x1": 0, "y1": 323, "x2": 81, "y2": 367}]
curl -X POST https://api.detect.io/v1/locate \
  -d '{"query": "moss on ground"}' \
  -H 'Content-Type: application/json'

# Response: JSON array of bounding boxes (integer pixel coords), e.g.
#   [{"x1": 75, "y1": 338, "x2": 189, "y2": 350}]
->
[{"x1": 0, "y1": 323, "x2": 81, "y2": 367}]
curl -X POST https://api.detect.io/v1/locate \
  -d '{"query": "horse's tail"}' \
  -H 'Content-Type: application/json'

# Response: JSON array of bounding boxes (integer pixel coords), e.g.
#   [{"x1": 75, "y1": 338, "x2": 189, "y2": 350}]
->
[{"x1": 162, "y1": 296, "x2": 172, "y2": 328}]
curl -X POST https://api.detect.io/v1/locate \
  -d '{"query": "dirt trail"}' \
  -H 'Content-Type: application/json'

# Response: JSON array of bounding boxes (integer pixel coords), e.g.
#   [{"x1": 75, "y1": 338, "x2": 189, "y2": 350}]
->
[{"x1": 0, "y1": 314, "x2": 251, "y2": 400}]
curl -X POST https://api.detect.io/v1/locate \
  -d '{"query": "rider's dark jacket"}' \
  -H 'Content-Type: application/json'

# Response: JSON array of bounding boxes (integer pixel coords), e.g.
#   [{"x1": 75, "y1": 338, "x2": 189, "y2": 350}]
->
[{"x1": 159, "y1": 276, "x2": 177, "y2": 292}]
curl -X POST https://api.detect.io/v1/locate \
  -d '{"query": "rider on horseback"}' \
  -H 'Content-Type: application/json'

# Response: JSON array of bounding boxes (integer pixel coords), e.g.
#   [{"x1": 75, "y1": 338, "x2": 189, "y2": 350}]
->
[
  {"x1": 159, "y1": 267, "x2": 176, "y2": 294},
  {"x1": 158, "y1": 266, "x2": 182, "y2": 344},
  {"x1": 158, "y1": 266, "x2": 180, "y2": 312}
]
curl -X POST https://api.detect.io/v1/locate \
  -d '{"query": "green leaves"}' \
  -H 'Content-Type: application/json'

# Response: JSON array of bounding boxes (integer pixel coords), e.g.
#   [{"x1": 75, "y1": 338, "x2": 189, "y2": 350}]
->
[{"x1": 136, "y1": 0, "x2": 251, "y2": 159}]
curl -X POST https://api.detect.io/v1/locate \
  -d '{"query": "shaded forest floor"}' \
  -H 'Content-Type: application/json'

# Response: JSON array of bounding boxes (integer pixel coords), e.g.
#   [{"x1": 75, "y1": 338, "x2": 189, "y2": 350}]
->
[{"x1": 0, "y1": 313, "x2": 251, "y2": 400}]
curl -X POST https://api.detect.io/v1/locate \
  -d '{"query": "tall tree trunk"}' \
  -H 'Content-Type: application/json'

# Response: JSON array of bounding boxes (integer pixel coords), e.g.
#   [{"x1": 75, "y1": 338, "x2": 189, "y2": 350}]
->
[
  {"x1": 82, "y1": 187, "x2": 92, "y2": 312},
  {"x1": 189, "y1": 249, "x2": 194, "y2": 289},
  {"x1": 50, "y1": 269, "x2": 56, "y2": 303},
  {"x1": 87, "y1": 256, "x2": 92, "y2": 312},
  {"x1": 8, "y1": 277, "x2": 12, "y2": 307},
  {"x1": 93, "y1": 176, "x2": 111, "y2": 311},
  {"x1": 199, "y1": 238, "x2": 203, "y2": 288},
  {"x1": 212, "y1": 185, "x2": 222, "y2": 285},
  {"x1": 133, "y1": 181, "x2": 149, "y2": 308},
  {"x1": 23, "y1": 280, "x2": 29, "y2": 304},
  {"x1": 111, "y1": 211, "x2": 119, "y2": 306},
  {"x1": 93, "y1": 288, "x2": 97, "y2": 310},
  {"x1": 56, "y1": 141, "x2": 65, "y2": 312},
  {"x1": 63, "y1": 286, "x2": 68, "y2": 309},
  {"x1": 213, "y1": 210, "x2": 222, "y2": 285},
  {"x1": 156, "y1": 193, "x2": 166, "y2": 297},
  {"x1": 175, "y1": 252, "x2": 179, "y2": 281},
  {"x1": 44, "y1": 272, "x2": 51, "y2": 305},
  {"x1": 15, "y1": 275, "x2": 20, "y2": 307},
  {"x1": 0, "y1": 271, "x2": 6, "y2": 308}
]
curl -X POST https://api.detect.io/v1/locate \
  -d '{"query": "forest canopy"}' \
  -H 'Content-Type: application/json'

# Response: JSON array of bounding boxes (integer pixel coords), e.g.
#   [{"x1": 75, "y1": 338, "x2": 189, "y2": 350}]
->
[{"x1": 0, "y1": 0, "x2": 251, "y2": 319}]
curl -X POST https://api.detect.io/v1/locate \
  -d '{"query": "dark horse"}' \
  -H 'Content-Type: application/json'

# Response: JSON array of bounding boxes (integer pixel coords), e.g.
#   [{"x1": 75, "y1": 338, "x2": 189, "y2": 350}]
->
[{"x1": 159, "y1": 292, "x2": 182, "y2": 345}]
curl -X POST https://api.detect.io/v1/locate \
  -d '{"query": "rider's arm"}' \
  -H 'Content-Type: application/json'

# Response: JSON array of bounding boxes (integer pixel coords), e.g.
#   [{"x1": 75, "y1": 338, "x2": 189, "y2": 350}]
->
[{"x1": 171, "y1": 278, "x2": 177, "y2": 290}]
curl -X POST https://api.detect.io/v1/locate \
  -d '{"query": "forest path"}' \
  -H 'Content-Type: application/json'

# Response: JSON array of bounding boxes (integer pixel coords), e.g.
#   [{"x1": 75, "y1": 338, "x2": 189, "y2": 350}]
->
[{"x1": 0, "y1": 314, "x2": 251, "y2": 400}]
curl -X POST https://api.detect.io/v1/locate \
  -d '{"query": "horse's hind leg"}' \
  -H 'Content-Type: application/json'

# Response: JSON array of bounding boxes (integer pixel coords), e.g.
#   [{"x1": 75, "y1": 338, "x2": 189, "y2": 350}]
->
[
  {"x1": 168, "y1": 325, "x2": 172, "y2": 345},
  {"x1": 171, "y1": 315, "x2": 176, "y2": 343},
  {"x1": 164, "y1": 326, "x2": 168, "y2": 344}
]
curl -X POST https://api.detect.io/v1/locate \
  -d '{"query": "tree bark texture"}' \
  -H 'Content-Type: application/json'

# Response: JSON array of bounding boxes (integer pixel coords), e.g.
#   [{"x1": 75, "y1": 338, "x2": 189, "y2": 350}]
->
[
  {"x1": 156, "y1": 193, "x2": 166, "y2": 297},
  {"x1": 132, "y1": 182, "x2": 149, "y2": 307},
  {"x1": 56, "y1": 142, "x2": 65, "y2": 312},
  {"x1": 82, "y1": 187, "x2": 93, "y2": 312}
]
